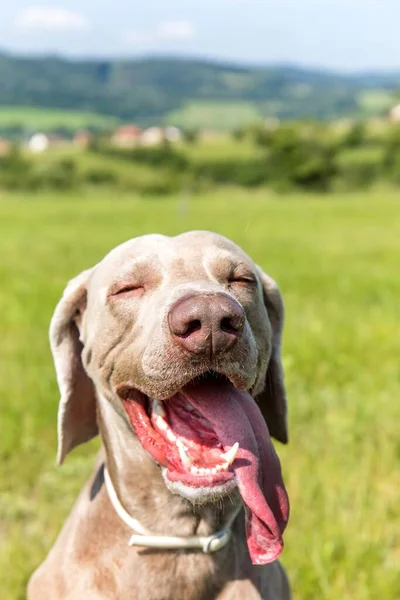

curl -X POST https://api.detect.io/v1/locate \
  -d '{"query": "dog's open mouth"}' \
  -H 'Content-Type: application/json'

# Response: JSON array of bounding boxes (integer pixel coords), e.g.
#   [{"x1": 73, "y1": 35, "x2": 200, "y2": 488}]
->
[
  {"x1": 122, "y1": 373, "x2": 237, "y2": 488},
  {"x1": 120, "y1": 372, "x2": 289, "y2": 565}
]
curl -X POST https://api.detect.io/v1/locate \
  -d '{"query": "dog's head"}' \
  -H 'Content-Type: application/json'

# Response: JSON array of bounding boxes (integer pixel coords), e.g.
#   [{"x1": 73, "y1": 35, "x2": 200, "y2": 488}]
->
[{"x1": 50, "y1": 231, "x2": 289, "y2": 564}]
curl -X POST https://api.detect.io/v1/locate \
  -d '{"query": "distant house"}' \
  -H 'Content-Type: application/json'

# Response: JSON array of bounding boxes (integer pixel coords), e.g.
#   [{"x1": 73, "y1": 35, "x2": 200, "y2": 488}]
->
[
  {"x1": 164, "y1": 126, "x2": 182, "y2": 143},
  {"x1": 389, "y1": 104, "x2": 400, "y2": 123},
  {"x1": 27, "y1": 133, "x2": 50, "y2": 153},
  {"x1": 26, "y1": 132, "x2": 67, "y2": 153},
  {"x1": 111, "y1": 125, "x2": 142, "y2": 148},
  {"x1": 0, "y1": 137, "x2": 11, "y2": 156},
  {"x1": 140, "y1": 126, "x2": 165, "y2": 146},
  {"x1": 74, "y1": 130, "x2": 93, "y2": 148}
]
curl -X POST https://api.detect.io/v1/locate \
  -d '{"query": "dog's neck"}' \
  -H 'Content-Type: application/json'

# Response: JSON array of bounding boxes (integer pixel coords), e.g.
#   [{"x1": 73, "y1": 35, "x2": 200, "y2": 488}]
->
[{"x1": 97, "y1": 394, "x2": 241, "y2": 539}]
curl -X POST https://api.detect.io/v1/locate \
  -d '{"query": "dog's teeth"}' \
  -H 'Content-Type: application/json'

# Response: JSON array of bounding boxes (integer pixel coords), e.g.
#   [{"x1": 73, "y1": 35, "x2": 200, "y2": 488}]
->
[
  {"x1": 176, "y1": 439, "x2": 193, "y2": 468},
  {"x1": 221, "y1": 442, "x2": 239, "y2": 466},
  {"x1": 152, "y1": 399, "x2": 166, "y2": 417},
  {"x1": 189, "y1": 465, "x2": 221, "y2": 476},
  {"x1": 154, "y1": 415, "x2": 167, "y2": 430},
  {"x1": 166, "y1": 430, "x2": 177, "y2": 443}
]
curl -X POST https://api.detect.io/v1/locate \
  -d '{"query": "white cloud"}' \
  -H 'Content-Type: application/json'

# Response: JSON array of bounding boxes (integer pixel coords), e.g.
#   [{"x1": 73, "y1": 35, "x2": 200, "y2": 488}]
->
[
  {"x1": 157, "y1": 21, "x2": 195, "y2": 41},
  {"x1": 15, "y1": 5, "x2": 88, "y2": 32},
  {"x1": 125, "y1": 20, "x2": 195, "y2": 47}
]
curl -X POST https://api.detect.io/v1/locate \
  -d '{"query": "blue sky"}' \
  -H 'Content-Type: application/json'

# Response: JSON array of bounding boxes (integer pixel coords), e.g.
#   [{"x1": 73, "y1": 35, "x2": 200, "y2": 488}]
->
[{"x1": 1, "y1": 1, "x2": 400, "y2": 72}]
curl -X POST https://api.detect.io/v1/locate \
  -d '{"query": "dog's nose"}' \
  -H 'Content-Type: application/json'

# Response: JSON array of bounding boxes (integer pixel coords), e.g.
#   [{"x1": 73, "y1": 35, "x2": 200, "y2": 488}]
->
[{"x1": 168, "y1": 293, "x2": 245, "y2": 357}]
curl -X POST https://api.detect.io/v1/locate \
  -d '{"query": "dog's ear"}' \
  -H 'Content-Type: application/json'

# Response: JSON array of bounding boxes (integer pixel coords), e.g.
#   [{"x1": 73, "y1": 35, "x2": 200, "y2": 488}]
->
[
  {"x1": 255, "y1": 268, "x2": 288, "y2": 444},
  {"x1": 50, "y1": 268, "x2": 98, "y2": 464}
]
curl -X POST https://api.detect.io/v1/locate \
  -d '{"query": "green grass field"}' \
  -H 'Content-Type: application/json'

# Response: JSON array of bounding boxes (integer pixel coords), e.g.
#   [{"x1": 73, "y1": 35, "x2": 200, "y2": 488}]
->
[
  {"x1": 1, "y1": 189, "x2": 399, "y2": 599},
  {"x1": 167, "y1": 100, "x2": 263, "y2": 130},
  {"x1": 0, "y1": 107, "x2": 119, "y2": 131}
]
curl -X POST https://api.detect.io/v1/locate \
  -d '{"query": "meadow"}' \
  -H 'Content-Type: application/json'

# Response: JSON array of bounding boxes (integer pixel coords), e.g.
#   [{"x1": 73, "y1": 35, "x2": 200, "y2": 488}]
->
[
  {"x1": 0, "y1": 107, "x2": 119, "y2": 132},
  {"x1": 0, "y1": 189, "x2": 399, "y2": 599}
]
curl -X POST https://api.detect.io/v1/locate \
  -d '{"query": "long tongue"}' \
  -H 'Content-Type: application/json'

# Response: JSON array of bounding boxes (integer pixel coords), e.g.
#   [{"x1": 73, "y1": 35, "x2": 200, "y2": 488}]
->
[{"x1": 183, "y1": 381, "x2": 289, "y2": 565}]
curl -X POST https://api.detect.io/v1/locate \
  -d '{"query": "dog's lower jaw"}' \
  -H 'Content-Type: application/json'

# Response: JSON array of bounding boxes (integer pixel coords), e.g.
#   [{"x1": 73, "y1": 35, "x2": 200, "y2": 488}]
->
[{"x1": 161, "y1": 467, "x2": 239, "y2": 505}]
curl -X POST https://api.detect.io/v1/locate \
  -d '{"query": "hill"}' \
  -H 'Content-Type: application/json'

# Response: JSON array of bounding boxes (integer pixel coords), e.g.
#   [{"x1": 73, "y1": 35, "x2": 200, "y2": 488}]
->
[{"x1": 0, "y1": 53, "x2": 399, "y2": 130}]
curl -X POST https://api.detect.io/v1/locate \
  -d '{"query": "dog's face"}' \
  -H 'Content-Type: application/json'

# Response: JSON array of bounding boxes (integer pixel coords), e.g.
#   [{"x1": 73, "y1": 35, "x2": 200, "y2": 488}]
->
[
  {"x1": 84, "y1": 231, "x2": 270, "y2": 399},
  {"x1": 50, "y1": 231, "x2": 289, "y2": 564}
]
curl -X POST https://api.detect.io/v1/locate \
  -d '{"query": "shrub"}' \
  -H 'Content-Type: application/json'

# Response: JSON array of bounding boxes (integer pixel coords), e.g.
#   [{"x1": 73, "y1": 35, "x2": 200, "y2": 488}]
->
[
  {"x1": 337, "y1": 149, "x2": 383, "y2": 190},
  {"x1": 84, "y1": 168, "x2": 117, "y2": 185},
  {"x1": 231, "y1": 128, "x2": 246, "y2": 141},
  {"x1": 264, "y1": 127, "x2": 338, "y2": 191},
  {"x1": 342, "y1": 122, "x2": 367, "y2": 148},
  {"x1": 93, "y1": 143, "x2": 189, "y2": 171},
  {"x1": 130, "y1": 145, "x2": 188, "y2": 170},
  {"x1": 0, "y1": 148, "x2": 34, "y2": 189},
  {"x1": 40, "y1": 159, "x2": 78, "y2": 190},
  {"x1": 193, "y1": 158, "x2": 267, "y2": 187},
  {"x1": 182, "y1": 129, "x2": 199, "y2": 144}
]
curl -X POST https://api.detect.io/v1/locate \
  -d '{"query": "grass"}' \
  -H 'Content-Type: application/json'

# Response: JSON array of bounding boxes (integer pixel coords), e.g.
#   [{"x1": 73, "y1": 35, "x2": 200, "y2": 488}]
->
[
  {"x1": 0, "y1": 107, "x2": 119, "y2": 131},
  {"x1": 358, "y1": 90, "x2": 394, "y2": 116},
  {"x1": 0, "y1": 188, "x2": 400, "y2": 599},
  {"x1": 167, "y1": 100, "x2": 263, "y2": 130},
  {"x1": 181, "y1": 134, "x2": 262, "y2": 161}
]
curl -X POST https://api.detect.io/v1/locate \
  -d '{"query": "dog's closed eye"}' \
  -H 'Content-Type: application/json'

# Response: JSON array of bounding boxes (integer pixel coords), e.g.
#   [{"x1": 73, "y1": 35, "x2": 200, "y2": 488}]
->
[
  {"x1": 228, "y1": 275, "x2": 257, "y2": 287},
  {"x1": 228, "y1": 267, "x2": 257, "y2": 288},
  {"x1": 109, "y1": 283, "x2": 145, "y2": 298}
]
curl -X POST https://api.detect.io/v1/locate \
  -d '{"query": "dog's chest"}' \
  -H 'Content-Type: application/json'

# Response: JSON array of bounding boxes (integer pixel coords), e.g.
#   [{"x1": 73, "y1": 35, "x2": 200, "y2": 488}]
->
[{"x1": 115, "y1": 550, "x2": 225, "y2": 600}]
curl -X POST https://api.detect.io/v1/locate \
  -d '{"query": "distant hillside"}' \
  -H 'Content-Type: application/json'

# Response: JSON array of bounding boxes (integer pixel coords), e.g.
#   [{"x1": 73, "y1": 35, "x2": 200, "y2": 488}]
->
[
  {"x1": 0, "y1": 53, "x2": 399, "y2": 130},
  {"x1": 0, "y1": 107, "x2": 119, "y2": 133}
]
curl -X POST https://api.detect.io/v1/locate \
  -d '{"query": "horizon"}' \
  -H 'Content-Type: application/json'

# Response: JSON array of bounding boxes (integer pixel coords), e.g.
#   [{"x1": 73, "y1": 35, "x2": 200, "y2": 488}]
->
[{"x1": 2, "y1": 49, "x2": 400, "y2": 77}]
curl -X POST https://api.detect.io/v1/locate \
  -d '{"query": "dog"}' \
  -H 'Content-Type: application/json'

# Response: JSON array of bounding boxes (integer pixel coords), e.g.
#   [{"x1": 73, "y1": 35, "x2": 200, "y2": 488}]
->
[{"x1": 28, "y1": 231, "x2": 291, "y2": 600}]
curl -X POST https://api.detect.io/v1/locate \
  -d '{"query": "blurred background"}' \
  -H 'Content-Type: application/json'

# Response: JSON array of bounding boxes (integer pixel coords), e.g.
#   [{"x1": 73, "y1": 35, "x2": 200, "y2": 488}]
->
[{"x1": 0, "y1": 2, "x2": 399, "y2": 599}]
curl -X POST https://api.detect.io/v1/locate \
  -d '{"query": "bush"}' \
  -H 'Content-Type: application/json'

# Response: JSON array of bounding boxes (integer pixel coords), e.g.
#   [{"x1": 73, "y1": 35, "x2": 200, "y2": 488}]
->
[
  {"x1": 264, "y1": 127, "x2": 338, "y2": 191},
  {"x1": 381, "y1": 125, "x2": 400, "y2": 179},
  {"x1": 130, "y1": 145, "x2": 188, "y2": 170},
  {"x1": 193, "y1": 158, "x2": 267, "y2": 187},
  {"x1": 182, "y1": 129, "x2": 199, "y2": 144},
  {"x1": 231, "y1": 128, "x2": 246, "y2": 141},
  {"x1": 342, "y1": 122, "x2": 367, "y2": 148},
  {"x1": 336, "y1": 148, "x2": 383, "y2": 190},
  {"x1": 93, "y1": 143, "x2": 189, "y2": 171},
  {"x1": 39, "y1": 159, "x2": 78, "y2": 190},
  {"x1": 0, "y1": 148, "x2": 33, "y2": 189},
  {"x1": 84, "y1": 167, "x2": 117, "y2": 185},
  {"x1": 338, "y1": 162, "x2": 380, "y2": 190}
]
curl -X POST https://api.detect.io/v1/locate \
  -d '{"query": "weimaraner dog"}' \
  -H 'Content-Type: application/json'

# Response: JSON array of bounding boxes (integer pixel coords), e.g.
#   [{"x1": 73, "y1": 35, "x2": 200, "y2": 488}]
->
[{"x1": 28, "y1": 231, "x2": 291, "y2": 600}]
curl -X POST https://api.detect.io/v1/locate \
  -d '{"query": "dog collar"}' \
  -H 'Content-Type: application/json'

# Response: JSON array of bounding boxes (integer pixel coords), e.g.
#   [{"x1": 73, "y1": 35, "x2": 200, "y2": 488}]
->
[{"x1": 104, "y1": 466, "x2": 237, "y2": 554}]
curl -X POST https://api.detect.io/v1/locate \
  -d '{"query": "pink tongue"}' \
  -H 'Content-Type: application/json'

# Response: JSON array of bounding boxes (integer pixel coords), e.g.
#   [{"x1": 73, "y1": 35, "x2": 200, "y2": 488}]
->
[{"x1": 182, "y1": 381, "x2": 289, "y2": 565}]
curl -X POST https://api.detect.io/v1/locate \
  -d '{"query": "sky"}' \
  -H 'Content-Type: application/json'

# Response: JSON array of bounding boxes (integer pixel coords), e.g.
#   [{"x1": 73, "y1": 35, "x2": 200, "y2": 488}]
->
[{"x1": 1, "y1": 0, "x2": 400, "y2": 72}]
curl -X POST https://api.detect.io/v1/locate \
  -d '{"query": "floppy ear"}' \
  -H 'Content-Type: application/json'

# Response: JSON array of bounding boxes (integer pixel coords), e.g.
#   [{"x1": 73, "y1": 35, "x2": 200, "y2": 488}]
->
[
  {"x1": 255, "y1": 268, "x2": 288, "y2": 444},
  {"x1": 50, "y1": 268, "x2": 98, "y2": 464}
]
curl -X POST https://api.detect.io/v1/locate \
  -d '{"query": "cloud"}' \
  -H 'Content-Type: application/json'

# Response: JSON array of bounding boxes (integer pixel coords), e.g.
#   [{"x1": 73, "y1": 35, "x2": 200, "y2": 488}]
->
[
  {"x1": 125, "y1": 20, "x2": 195, "y2": 47},
  {"x1": 15, "y1": 5, "x2": 88, "y2": 32}
]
